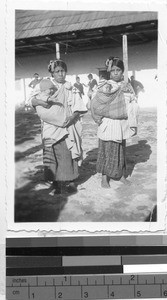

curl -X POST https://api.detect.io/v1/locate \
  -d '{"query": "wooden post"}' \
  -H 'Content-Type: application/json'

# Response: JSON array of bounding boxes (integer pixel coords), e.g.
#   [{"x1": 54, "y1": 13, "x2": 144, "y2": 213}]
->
[
  {"x1": 23, "y1": 78, "x2": 27, "y2": 104},
  {"x1": 55, "y1": 43, "x2": 60, "y2": 59},
  {"x1": 122, "y1": 34, "x2": 128, "y2": 82}
]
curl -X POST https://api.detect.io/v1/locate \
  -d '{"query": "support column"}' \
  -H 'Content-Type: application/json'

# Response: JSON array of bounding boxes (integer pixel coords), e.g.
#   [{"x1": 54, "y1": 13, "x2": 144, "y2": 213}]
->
[
  {"x1": 23, "y1": 78, "x2": 27, "y2": 104},
  {"x1": 55, "y1": 43, "x2": 60, "y2": 59},
  {"x1": 122, "y1": 34, "x2": 128, "y2": 83}
]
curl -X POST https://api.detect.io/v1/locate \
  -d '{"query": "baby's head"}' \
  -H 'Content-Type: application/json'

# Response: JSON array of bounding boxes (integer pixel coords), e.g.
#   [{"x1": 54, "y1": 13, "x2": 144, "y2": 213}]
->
[
  {"x1": 39, "y1": 79, "x2": 57, "y2": 95},
  {"x1": 98, "y1": 81, "x2": 112, "y2": 93},
  {"x1": 102, "y1": 83, "x2": 112, "y2": 93}
]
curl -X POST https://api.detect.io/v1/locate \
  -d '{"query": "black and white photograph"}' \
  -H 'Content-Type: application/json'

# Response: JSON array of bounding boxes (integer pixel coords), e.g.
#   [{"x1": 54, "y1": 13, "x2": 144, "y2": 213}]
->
[{"x1": 6, "y1": 0, "x2": 167, "y2": 231}]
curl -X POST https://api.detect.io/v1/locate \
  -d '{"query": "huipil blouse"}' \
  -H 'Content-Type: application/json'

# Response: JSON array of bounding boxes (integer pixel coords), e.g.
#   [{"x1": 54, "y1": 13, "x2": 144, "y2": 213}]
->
[
  {"x1": 97, "y1": 80, "x2": 139, "y2": 143},
  {"x1": 28, "y1": 79, "x2": 87, "y2": 160}
]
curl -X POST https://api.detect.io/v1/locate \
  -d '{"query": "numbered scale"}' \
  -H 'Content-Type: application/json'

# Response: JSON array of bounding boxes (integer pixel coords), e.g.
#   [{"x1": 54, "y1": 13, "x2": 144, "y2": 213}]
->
[
  {"x1": 6, "y1": 273, "x2": 167, "y2": 299},
  {"x1": 6, "y1": 236, "x2": 167, "y2": 299}
]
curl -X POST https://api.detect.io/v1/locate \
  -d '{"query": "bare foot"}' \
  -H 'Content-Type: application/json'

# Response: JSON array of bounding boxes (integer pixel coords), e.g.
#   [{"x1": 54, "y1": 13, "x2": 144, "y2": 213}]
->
[
  {"x1": 101, "y1": 181, "x2": 110, "y2": 188},
  {"x1": 66, "y1": 182, "x2": 77, "y2": 194},
  {"x1": 120, "y1": 176, "x2": 132, "y2": 185},
  {"x1": 101, "y1": 175, "x2": 110, "y2": 188}
]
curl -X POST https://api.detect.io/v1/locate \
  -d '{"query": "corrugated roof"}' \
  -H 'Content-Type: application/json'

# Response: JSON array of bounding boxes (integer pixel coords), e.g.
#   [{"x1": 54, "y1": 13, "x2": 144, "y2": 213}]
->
[{"x1": 15, "y1": 10, "x2": 157, "y2": 40}]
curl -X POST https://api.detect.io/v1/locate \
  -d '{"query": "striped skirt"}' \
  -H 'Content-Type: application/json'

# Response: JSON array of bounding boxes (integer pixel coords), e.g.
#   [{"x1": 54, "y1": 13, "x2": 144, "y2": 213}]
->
[
  {"x1": 43, "y1": 138, "x2": 79, "y2": 182},
  {"x1": 96, "y1": 139, "x2": 126, "y2": 179}
]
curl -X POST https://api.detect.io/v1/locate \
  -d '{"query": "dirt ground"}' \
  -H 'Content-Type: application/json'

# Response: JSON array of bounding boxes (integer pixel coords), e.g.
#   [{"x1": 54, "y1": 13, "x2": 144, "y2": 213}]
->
[{"x1": 15, "y1": 106, "x2": 157, "y2": 223}]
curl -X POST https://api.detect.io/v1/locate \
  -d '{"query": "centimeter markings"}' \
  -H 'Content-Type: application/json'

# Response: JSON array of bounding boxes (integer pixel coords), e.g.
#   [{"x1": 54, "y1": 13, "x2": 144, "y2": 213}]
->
[
  {"x1": 6, "y1": 273, "x2": 167, "y2": 300},
  {"x1": 6, "y1": 241, "x2": 167, "y2": 299}
]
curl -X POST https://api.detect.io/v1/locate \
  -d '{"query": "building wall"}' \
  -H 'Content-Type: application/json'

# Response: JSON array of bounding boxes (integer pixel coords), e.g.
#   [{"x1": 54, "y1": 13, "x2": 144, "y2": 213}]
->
[{"x1": 15, "y1": 40, "x2": 158, "y2": 108}]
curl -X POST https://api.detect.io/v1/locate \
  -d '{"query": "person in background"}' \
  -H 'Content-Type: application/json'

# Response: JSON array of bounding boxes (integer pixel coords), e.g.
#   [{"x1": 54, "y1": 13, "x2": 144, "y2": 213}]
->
[
  {"x1": 28, "y1": 73, "x2": 42, "y2": 89},
  {"x1": 130, "y1": 75, "x2": 144, "y2": 98},
  {"x1": 73, "y1": 76, "x2": 84, "y2": 98},
  {"x1": 25, "y1": 73, "x2": 43, "y2": 111},
  {"x1": 29, "y1": 60, "x2": 87, "y2": 194},
  {"x1": 92, "y1": 56, "x2": 138, "y2": 188},
  {"x1": 86, "y1": 73, "x2": 98, "y2": 109}
]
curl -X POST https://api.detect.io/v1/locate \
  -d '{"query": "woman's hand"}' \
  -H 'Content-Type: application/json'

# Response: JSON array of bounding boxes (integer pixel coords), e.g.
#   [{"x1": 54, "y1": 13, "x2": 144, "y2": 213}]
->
[
  {"x1": 47, "y1": 100, "x2": 63, "y2": 107},
  {"x1": 96, "y1": 119, "x2": 103, "y2": 125},
  {"x1": 31, "y1": 97, "x2": 51, "y2": 109},
  {"x1": 62, "y1": 112, "x2": 80, "y2": 128}
]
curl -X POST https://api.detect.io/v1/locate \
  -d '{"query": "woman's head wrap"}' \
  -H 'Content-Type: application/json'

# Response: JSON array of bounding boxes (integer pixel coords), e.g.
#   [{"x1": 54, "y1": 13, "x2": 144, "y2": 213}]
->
[
  {"x1": 105, "y1": 56, "x2": 124, "y2": 73},
  {"x1": 48, "y1": 59, "x2": 67, "y2": 74}
]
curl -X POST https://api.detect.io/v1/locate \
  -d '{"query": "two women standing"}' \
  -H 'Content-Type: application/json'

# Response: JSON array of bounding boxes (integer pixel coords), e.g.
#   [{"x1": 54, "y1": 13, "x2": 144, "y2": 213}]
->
[{"x1": 30, "y1": 57, "x2": 138, "y2": 194}]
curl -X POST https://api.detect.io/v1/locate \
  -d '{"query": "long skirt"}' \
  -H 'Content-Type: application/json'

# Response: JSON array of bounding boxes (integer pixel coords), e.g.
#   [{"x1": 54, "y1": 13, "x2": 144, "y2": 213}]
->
[
  {"x1": 43, "y1": 138, "x2": 79, "y2": 182},
  {"x1": 96, "y1": 139, "x2": 126, "y2": 179}
]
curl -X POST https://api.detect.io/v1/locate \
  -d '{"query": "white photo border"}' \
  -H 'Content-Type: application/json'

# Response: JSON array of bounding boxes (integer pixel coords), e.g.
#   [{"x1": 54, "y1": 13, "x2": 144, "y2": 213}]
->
[{"x1": 6, "y1": 0, "x2": 167, "y2": 234}]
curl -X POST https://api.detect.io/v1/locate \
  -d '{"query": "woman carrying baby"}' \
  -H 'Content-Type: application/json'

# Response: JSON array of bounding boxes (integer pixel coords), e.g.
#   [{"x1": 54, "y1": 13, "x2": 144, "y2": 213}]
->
[
  {"x1": 29, "y1": 59, "x2": 87, "y2": 194},
  {"x1": 91, "y1": 56, "x2": 138, "y2": 188}
]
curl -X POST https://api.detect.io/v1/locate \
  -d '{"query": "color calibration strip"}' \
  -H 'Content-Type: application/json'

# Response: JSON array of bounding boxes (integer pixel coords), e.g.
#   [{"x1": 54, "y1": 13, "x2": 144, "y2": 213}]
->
[
  {"x1": 6, "y1": 235, "x2": 167, "y2": 247},
  {"x1": 6, "y1": 255, "x2": 167, "y2": 275},
  {"x1": 6, "y1": 237, "x2": 167, "y2": 299}
]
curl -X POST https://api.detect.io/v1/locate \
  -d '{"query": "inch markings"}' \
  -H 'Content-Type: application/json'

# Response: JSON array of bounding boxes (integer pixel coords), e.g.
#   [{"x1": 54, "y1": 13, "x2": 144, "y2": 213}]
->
[{"x1": 6, "y1": 274, "x2": 167, "y2": 300}]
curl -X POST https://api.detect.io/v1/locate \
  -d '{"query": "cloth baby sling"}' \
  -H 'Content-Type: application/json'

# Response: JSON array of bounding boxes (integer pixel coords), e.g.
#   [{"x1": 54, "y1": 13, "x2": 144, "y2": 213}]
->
[{"x1": 91, "y1": 86, "x2": 128, "y2": 124}]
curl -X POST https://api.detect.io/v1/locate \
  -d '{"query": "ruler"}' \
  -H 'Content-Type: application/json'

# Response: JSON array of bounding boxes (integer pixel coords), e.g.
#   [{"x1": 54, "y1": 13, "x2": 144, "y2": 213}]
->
[
  {"x1": 6, "y1": 273, "x2": 167, "y2": 299},
  {"x1": 6, "y1": 236, "x2": 167, "y2": 299}
]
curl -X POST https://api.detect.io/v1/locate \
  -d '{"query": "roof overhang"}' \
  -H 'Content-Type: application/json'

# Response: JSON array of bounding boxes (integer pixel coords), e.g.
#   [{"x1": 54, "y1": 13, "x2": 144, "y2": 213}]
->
[{"x1": 15, "y1": 11, "x2": 158, "y2": 56}]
